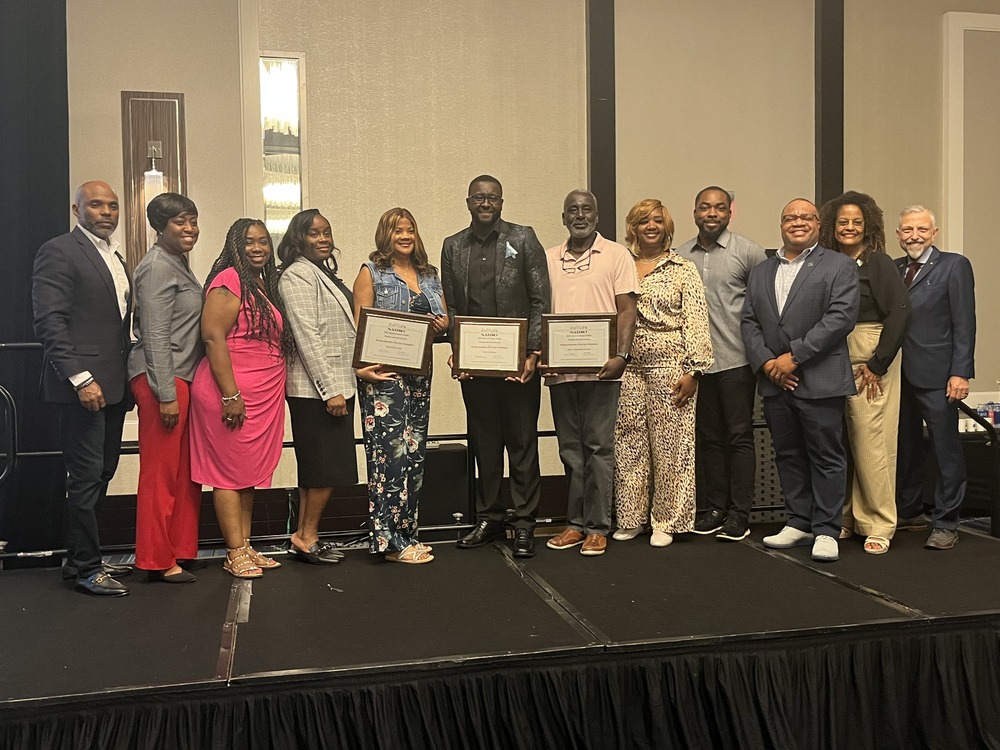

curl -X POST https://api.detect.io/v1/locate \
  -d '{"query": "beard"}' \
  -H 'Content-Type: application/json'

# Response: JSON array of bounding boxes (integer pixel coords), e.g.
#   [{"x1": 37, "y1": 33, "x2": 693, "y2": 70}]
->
[{"x1": 902, "y1": 240, "x2": 930, "y2": 259}]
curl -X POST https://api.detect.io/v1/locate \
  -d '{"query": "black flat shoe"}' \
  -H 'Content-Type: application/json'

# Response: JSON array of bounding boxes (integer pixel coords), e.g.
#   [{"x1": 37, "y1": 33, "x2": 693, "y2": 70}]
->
[
  {"x1": 289, "y1": 541, "x2": 343, "y2": 564},
  {"x1": 177, "y1": 558, "x2": 213, "y2": 571},
  {"x1": 457, "y1": 520, "x2": 505, "y2": 549},
  {"x1": 512, "y1": 528, "x2": 535, "y2": 558},
  {"x1": 75, "y1": 571, "x2": 129, "y2": 597},
  {"x1": 147, "y1": 569, "x2": 196, "y2": 583}
]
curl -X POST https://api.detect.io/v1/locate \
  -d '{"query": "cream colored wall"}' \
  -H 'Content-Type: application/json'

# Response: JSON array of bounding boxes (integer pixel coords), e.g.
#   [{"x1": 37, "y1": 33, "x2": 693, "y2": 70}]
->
[
  {"x1": 66, "y1": 0, "x2": 246, "y2": 283},
  {"x1": 843, "y1": 0, "x2": 997, "y2": 237},
  {"x1": 80, "y1": 2, "x2": 998, "y2": 495},
  {"x1": 66, "y1": 1, "x2": 251, "y2": 493},
  {"x1": 615, "y1": 0, "x2": 815, "y2": 249},
  {"x1": 962, "y1": 29, "x2": 1000, "y2": 398},
  {"x1": 257, "y1": 0, "x2": 589, "y2": 474},
  {"x1": 844, "y1": 1, "x2": 1000, "y2": 398}
]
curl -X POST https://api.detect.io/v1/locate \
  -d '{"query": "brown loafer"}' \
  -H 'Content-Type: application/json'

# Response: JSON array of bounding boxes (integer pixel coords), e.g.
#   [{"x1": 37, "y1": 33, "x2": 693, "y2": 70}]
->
[
  {"x1": 924, "y1": 528, "x2": 958, "y2": 550},
  {"x1": 546, "y1": 528, "x2": 585, "y2": 550},
  {"x1": 580, "y1": 533, "x2": 607, "y2": 556}
]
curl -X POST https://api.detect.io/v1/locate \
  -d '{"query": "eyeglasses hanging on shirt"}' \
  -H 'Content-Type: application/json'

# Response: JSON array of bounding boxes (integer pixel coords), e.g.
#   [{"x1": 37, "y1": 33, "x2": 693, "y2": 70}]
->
[{"x1": 561, "y1": 247, "x2": 593, "y2": 274}]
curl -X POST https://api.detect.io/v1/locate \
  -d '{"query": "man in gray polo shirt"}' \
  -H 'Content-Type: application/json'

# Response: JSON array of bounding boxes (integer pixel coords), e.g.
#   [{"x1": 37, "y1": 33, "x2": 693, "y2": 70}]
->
[{"x1": 676, "y1": 186, "x2": 765, "y2": 542}]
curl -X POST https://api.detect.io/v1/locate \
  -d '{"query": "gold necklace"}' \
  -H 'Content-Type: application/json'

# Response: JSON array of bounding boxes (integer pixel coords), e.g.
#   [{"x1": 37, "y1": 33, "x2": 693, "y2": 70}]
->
[{"x1": 636, "y1": 250, "x2": 667, "y2": 263}]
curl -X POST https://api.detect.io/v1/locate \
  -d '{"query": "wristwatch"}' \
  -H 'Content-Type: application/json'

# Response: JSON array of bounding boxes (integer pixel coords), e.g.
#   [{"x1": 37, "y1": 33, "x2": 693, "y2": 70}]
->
[
  {"x1": 689, "y1": 370, "x2": 703, "y2": 380},
  {"x1": 615, "y1": 352, "x2": 632, "y2": 364}
]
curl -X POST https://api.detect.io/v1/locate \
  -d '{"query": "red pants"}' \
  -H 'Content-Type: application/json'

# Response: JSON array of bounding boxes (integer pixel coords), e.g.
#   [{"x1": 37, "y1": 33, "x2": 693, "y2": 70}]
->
[{"x1": 131, "y1": 374, "x2": 202, "y2": 570}]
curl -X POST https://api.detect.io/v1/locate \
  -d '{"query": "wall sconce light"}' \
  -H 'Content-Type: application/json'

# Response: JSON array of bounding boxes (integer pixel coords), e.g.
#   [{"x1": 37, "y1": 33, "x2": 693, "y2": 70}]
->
[
  {"x1": 120, "y1": 91, "x2": 186, "y2": 268},
  {"x1": 142, "y1": 141, "x2": 166, "y2": 250}
]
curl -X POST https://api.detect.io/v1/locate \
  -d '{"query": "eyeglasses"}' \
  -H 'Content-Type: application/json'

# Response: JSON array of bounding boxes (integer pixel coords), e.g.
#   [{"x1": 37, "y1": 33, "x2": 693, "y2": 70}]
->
[
  {"x1": 561, "y1": 248, "x2": 593, "y2": 274},
  {"x1": 468, "y1": 194, "x2": 503, "y2": 206},
  {"x1": 781, "y1": 213, "x2": 819, "y2": 225}
]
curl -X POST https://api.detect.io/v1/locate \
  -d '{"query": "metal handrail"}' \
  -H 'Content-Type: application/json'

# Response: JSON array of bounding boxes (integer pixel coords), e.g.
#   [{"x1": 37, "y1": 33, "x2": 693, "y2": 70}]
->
[{"x1": 0, "y1": 385, "x2": 16, "y2": 486}]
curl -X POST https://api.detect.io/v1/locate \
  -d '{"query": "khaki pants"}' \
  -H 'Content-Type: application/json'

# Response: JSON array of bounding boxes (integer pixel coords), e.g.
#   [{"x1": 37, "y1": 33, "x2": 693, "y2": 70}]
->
[{"x1": 843, "y1": 322, "x2": 900, "y2": 538}]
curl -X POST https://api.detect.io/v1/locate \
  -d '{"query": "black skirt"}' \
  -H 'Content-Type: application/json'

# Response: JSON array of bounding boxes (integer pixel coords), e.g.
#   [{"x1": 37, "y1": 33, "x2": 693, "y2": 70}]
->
[{"x1": 287, "y1": 396, "x2": 359, "y2": 488}]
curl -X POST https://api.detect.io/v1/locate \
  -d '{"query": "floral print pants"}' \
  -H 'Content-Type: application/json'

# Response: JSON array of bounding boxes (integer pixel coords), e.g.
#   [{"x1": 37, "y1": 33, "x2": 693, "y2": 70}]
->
[{"x1": 361, "y1": 374, "x2": 430, "y2": 553}]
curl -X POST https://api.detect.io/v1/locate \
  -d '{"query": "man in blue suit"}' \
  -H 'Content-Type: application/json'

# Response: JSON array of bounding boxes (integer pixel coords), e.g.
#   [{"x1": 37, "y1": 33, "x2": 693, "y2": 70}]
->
[
  {"x1": 894, "y1": 205, "x2": 976, "y2": 550},
  {"x1": 741, "y1": 198, "x2": 860, "y2": 562}
]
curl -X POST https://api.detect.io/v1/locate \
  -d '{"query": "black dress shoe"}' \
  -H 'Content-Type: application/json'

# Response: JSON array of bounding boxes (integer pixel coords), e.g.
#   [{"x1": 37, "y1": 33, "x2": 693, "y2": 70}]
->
[
  {"x1": 76, "y1": 571, "x2": 129, "y2": 597},
  {"x1": 512, "y1": 528, "x2": 535, "y2": 558},
  {"x1": 457, "y1": 520, "x2": 505, "y2": 549},
  {"x1": 63, "y1": 561, "x2": 133, "y2": 581}
]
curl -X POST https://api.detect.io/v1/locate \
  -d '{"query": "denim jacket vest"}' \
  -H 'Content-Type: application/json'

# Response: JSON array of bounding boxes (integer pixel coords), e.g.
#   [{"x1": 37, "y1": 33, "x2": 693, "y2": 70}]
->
[{"x1": 365, "y1": 261, "x2": 445, "y2": 316}]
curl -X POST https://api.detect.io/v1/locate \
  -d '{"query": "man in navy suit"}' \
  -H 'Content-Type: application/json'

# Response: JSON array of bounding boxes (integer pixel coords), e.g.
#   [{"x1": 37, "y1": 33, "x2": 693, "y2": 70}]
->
[
  {"x1": 894, "y1": 205, "x2": 975, "y2": 550},
  {"x1": 441, "y1": 175, "x2": 550, "y2": 558},
  {"x1": 32, "y1": 181, "x2": 134, "y2": 596},
  {"x1": 741, "y1": 198, "x2": 859, "y2": 562}
]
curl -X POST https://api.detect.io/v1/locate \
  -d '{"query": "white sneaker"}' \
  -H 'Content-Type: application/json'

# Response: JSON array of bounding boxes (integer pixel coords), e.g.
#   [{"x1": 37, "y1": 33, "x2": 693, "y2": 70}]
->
[
  {"x1": 650, "y1": 530, "x2": 673, "y2": 547},
  {"x1": 811, "y1": 534, "x2": 839, "y2": 561},
  {"x1": 612, "y1": 526, "x2": 644, "y2": 541},
  {"x1": 762, "y1": 526, "x2": 814, "y2": 549}
]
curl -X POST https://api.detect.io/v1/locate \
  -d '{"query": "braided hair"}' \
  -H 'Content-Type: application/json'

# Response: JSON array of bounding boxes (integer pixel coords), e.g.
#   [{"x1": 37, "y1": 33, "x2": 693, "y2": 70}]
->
[
  {"x1": 819, "y1": 190, "x2": 886, "y2": 265},
  {"x1": 204, "y1": 218, "x2": 290, "y2": 358}
]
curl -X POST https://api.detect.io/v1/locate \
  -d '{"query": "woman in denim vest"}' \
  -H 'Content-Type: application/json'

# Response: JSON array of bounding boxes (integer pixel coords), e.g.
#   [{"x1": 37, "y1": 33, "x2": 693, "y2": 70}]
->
[{"x1": 352, "y1": 207, "x2": 448, "y2": 564}]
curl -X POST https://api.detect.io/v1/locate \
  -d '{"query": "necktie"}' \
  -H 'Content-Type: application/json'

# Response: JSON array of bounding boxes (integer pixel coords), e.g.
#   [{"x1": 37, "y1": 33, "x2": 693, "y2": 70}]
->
[{"x1": 903, "y1": 261, "x2": 921, "y2": 288}]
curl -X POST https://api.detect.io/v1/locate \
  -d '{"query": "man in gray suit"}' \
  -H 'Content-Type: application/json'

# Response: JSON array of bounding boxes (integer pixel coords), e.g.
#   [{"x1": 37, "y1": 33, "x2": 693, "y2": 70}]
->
[
  {"x1": 741, "y1": 198, "x2": 859, "y2": 562},
  {"x1": 441, "y1": 175, "x2": 550, "y2": 557}
]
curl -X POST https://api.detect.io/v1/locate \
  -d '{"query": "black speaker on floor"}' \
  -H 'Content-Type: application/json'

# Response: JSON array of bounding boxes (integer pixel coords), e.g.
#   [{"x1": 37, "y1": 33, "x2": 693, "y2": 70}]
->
[{"x1": 420, "y1": 442, "x2": 471, "y2": 526}]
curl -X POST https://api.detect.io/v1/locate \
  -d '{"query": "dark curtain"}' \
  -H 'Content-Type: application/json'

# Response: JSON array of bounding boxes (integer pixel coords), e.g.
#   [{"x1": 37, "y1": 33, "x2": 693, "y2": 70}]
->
[
  {"x1": 3, "y1": 619, "x2": 998, "y2": 749},
  {"x1": 0, "y1": 0, "x2": 70, "y2": 550}
]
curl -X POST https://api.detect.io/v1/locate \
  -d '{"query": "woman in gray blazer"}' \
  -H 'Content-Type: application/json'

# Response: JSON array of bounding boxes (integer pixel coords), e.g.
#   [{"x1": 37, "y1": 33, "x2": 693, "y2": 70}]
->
[
  {"x1": 128, "y1": 193, "x2": 205, "y2": 582},
  {"x1": 277, "y1": 209, "x2": 359, "y2": 563}
]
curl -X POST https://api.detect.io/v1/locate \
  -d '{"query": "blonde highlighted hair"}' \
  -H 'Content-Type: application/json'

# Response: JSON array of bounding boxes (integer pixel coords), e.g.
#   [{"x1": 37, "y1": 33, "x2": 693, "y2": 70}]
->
[
  {"x1": 624, "y1": 199, "x2": 674, "y2": 257},
  {"x1": 370, "y1": 207, "x2": 435, "y2": 275}
]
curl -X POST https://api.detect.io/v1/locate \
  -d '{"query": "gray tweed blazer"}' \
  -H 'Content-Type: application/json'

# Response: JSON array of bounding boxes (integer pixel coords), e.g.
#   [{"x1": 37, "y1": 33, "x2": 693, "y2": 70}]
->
[{"x1": 279, "y1": 257, "x2": 357, "y2": 401}]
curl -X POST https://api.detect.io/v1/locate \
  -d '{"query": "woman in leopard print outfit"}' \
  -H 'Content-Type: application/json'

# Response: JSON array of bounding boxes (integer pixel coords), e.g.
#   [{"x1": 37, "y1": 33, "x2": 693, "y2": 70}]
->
[{"x1": 613, "y1": 199, "x2": 713, "y2": 547}]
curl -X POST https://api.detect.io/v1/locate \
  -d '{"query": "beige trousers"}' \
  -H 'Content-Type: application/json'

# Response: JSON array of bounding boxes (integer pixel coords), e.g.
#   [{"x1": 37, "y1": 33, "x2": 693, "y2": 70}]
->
[{"x1": 843, "y1": 322, "x2": 900, "y2": 538}]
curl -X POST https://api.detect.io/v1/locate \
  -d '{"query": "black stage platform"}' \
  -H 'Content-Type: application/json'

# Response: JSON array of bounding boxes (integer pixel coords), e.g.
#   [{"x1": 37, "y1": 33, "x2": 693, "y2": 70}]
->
[{"x1": 2, "y1": 523, "x2": 999, "y2": 749}]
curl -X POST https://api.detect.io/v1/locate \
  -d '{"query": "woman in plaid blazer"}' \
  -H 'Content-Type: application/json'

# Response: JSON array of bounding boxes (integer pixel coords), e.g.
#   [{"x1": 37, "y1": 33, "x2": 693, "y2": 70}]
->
[{"x1": 277, "y1": 209, "x2": 359, "y2": 565}]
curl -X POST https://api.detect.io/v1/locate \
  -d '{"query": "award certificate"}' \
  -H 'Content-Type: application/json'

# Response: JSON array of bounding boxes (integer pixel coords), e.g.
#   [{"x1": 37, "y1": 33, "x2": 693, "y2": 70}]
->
[
  {"x1": 541, "y1": 314, "x2": 617, "y2": 373},
  {"x1": 452, "y1": 316, "x2": 527, "y2": 378},
  {"x1": 352, "y1": 307, "x2": 435, "y2": 375}
]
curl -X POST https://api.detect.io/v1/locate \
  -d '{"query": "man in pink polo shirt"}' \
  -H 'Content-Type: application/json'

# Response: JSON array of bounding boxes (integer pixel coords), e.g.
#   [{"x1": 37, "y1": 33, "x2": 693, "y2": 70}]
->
[{"x1": 543, "y1": 189, "x2": 639, "y2": 556}]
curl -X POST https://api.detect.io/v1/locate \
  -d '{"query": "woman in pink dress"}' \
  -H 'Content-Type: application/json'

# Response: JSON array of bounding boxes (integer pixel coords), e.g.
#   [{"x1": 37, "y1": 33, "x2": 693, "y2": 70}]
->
[{"x1": 189, "y1": 218, "x2": 288, "y2": 579}]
